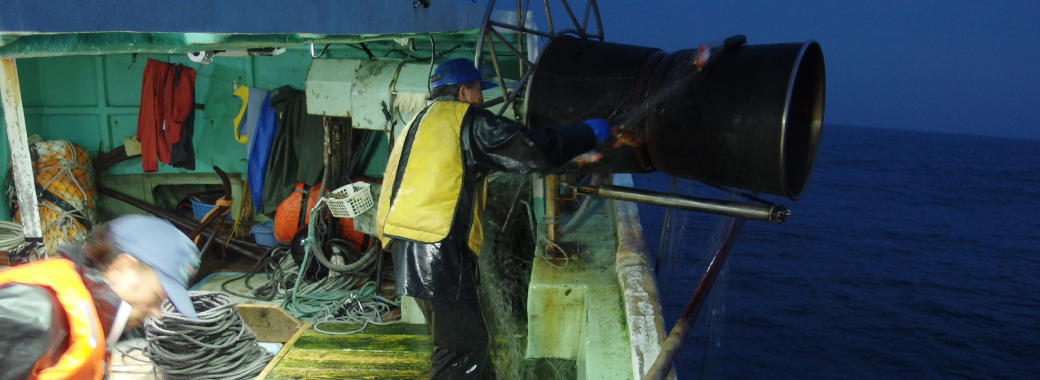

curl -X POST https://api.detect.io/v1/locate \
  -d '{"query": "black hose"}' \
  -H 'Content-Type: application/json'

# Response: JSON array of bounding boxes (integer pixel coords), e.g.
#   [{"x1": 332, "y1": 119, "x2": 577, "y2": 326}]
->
[
  {"x1": 310, "y1": 235, "x2": 380, "y2": 273},
  {"x1": 324, "y1": 238, "x2": 361, "y2": 262},
  {"x1": 220, "y1": 246, "x2": 289, "y2": 301},
  {"x1": 340, "y1": 129, "x2": 374, "y2": 187}
]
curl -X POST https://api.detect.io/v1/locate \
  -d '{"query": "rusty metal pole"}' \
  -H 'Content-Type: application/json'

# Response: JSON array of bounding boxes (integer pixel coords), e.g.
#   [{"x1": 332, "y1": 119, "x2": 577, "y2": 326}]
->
[
  {"x1": 0, "y1": 58, "x2": 44, "y2": 262},
  {"x1": 544, "y1": 174, "x2": 561, "y2": 256},
  {"x1": 642, "y1": 216, "x2": 745, "y2": 380},
  {"x1": 98, "y1": 186, "x2": 265, "y2": 261}
]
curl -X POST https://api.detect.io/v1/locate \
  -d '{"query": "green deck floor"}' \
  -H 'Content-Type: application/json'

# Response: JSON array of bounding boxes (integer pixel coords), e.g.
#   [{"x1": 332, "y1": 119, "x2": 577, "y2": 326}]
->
[{"x1": 266, "y1": 323, "x2": 432, "y2": 380}]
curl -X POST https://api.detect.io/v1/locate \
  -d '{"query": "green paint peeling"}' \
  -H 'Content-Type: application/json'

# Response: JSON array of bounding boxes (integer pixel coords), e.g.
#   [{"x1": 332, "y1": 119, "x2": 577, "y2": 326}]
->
[
  {"x1": 278, "y1": 352, "x2": 429, "y2": 372},
  {"x1": 267, "y1": 322, "x2": 433, "y2": 379},
  {"x1": 525, "y1": 192, "x2": 633, "y2": 379},
  {"x1": 267, "y1": 368, "x2": 428, "y2": 380},
  {"x1": 292, "y1": 332, "x2": 432, "y2": 353}
]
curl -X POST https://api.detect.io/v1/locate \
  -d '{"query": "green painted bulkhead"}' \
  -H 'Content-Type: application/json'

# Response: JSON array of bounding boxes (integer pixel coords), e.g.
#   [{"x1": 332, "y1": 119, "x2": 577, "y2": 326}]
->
[
  {"x1": 0, "y1": 33, "x2": 526, "y2": 220},
  {"x1": 2, "y1": 48, "x2": 390, "y2": 219}
]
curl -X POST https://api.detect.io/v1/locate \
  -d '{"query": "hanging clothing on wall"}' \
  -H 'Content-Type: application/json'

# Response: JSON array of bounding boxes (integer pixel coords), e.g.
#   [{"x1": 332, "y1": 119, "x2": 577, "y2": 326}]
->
[
  {"x1": 137, "y1": 59, "x2": 197, "y2": 172},
  {"x1": 260, "y1": 86, "x2": 325, "y2": 215},
  {"x1": 166, "y1": 64, "x2": 197, "y2": 170},
  {"x1": 232, "y1": 86, "x2": 272, "y2": 152},
  {"x1": 233, "y1": 85, "x2": 278, "y2": 212}
]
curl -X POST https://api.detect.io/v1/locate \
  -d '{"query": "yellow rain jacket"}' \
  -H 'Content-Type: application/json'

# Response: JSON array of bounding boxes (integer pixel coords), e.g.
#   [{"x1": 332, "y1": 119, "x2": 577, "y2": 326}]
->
[{"x1": 376, "y1": 98, "x2": 597, "y2": 299}]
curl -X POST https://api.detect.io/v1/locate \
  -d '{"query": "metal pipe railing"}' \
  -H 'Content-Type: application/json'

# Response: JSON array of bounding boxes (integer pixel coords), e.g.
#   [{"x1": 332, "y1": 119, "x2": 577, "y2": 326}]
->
[{"x1": 586, "y1": 185, "x2": 790, "y2": 223}]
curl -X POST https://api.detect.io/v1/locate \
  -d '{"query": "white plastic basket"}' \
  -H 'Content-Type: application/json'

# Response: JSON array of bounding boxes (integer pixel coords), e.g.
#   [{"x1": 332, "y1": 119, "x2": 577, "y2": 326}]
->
[{"x1": 326, "y1": 182, "x2": 374, "y2": 218}]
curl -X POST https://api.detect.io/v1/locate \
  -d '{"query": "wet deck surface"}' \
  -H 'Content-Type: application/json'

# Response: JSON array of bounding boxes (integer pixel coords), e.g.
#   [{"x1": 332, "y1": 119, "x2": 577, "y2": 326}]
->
[
  {"x1": 265, "y1": 323, "x2": 432, "y2": 380},
  {"x1": 109, "y1": 345, "x2": 159, "y2": 380}
]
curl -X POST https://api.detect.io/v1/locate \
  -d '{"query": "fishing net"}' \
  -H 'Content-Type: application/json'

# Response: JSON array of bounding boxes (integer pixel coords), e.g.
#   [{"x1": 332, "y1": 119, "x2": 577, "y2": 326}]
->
[
  {"x1": 477, "y1": 173, "x2": 575, "y2": 380},
  {"x1": 10, "y1": 139, "x2": 99, "y2": 256},
  {"x1": 654, "y1": 178, "x2": 741, "y2": 380}
]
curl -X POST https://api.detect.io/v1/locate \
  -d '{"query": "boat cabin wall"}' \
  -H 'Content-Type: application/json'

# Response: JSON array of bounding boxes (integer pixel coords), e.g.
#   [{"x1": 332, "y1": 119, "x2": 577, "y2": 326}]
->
[
  {"x1": 0, "y1": 48, "x2": 402, "y2": 221},
  {"x1": 0, "y1": 38, "x2": 525, "y2": 222}
]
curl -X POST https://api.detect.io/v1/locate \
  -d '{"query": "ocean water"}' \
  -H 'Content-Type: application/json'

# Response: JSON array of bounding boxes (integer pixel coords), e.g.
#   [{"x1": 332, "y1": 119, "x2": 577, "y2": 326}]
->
[{"x1": 634, "y1": 125, "x2": 1040, "y2": 380}]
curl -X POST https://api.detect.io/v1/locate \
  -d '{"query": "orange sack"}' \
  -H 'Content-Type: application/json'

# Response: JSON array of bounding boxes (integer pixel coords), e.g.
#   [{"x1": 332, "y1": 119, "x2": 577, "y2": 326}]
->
[
  {"x1": 273, "y1": 182, "x2": 367, "y2": 248},
  {"x1": 273, "y1": 182, "x2": 321, "y2": 244}
]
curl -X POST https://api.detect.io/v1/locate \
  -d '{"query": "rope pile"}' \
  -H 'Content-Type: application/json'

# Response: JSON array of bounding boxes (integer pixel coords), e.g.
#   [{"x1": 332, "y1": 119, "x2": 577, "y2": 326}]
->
[
  {"x1": 218, "y1": 203, "x2": 399, "y2": 335},
  {"x1": 221, "y1": 247, "x2": 368, "y2": 302},
  {"x1": 0, "y1": 221, "x2": 25, "y2": 250},
  {"x1": 143, "y1": 291, "x2": 273, "y2": 380},
  {"x1": 282, "y1": 204, "x2": 399, "y2": 331}
]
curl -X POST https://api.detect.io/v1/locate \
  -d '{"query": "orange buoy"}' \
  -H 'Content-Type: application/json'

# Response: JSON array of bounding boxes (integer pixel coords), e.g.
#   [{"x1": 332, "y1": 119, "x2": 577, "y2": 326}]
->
[{"x1": 273, "y1": 182, "x2": 321, "y2": 244}]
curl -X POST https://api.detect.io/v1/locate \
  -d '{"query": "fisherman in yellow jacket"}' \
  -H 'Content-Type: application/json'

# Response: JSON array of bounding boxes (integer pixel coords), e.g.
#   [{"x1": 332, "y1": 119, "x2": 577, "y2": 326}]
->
[
  {"x1": 377, "y1": 58, "x2": 609, "y2": 379},
  {"x1": 0, "y1": 215, "x2": 200, "y2": 380}
]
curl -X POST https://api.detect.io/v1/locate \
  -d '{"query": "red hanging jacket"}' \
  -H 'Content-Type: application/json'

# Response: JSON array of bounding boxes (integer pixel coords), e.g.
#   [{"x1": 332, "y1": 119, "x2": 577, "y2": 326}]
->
[{"x1": 137, "y1": 59, "x2": 196, "y2": 172}]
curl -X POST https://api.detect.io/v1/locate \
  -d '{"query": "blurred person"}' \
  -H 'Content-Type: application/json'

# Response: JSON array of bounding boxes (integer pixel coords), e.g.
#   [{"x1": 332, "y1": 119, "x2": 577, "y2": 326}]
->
[{"x1": 0, "y1": 215, "x2": 201, "y2": 380}]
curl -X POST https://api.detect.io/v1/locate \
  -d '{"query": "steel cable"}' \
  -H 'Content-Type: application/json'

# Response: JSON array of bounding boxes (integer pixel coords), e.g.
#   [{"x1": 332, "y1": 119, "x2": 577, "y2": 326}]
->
[{"x1": 143, "y1": 291, "x2": 273, "y2": 380}]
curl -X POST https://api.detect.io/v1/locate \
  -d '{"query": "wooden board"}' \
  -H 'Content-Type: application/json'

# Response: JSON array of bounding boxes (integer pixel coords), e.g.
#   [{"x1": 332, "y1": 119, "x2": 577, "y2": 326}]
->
[{"x1": 237, "y1": 304, "x2": 304, "y2": 343}]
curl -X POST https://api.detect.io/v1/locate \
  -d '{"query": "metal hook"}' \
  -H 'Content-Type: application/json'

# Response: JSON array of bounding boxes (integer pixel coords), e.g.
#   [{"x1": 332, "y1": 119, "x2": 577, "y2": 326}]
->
[{"x1": 310, "y1": 43, "x2": 331, "y2": 59}]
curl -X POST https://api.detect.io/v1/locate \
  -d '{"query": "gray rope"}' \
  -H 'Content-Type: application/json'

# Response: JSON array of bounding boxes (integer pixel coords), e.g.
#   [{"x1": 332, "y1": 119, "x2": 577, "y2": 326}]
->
[{"x1": 143, "y1": 291, "x2": 273, "y2": 380}]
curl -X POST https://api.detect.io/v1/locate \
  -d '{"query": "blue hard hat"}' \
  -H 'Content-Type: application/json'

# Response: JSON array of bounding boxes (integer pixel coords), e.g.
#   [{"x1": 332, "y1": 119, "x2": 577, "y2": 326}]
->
[
  {"x1": 430, "y1": 58, "x2": 498, "y2": 90},
  {"x1": 107, "y1": 215, "x2": 201, "y2": 319}
]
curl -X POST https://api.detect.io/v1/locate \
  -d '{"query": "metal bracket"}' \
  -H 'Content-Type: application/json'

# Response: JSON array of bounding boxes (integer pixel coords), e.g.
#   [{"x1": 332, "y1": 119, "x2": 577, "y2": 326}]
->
[{"x1": 10, "y1": 239, "x2": 44, "y2": 265}]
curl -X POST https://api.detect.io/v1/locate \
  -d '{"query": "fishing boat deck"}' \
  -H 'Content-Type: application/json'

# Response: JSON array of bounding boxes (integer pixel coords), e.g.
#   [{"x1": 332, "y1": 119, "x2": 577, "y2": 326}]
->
[
  {"x1": 103, "y1": 176, "x2": 664, "y2": 380},
  {"x1": 260, "y1": 323, "x2": 433, "y2": 380},
  {"x1": 526, "y1": 189, "x2": 634, "y2": 379}
]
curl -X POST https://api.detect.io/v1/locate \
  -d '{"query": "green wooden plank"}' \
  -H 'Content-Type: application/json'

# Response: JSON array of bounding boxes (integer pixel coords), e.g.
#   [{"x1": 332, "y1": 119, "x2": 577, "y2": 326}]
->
[
  {"x1": 278, "y1": 349, "x2": 428, "y2": 372},
  {"x1": 306, "y1": 323, "x2": 431, "y2": 336},
  {"x1": 292, "y1": 332, "x2": 432, "y2": 353},
  {"x1": 267, "y1": 367, "x2": 428, "y2": 380}
]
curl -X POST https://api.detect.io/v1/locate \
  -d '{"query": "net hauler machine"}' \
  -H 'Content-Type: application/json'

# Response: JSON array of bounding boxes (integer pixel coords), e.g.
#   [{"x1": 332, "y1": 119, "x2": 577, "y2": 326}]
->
[{"x1": 528, "y1": 35, "x2": 825, "y2": 222}]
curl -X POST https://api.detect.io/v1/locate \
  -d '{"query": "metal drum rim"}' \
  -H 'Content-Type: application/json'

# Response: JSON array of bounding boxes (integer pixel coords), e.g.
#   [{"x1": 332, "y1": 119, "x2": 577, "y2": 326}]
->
[{"x1": 779, "y1": 40, "x2": 825, "y2": 200}]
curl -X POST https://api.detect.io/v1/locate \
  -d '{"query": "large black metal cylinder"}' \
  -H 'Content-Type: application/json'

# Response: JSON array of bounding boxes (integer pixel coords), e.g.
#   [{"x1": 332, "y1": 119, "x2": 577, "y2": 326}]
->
[{"x1": 527, "y1": 36, "x2": 825, "y2": 200}]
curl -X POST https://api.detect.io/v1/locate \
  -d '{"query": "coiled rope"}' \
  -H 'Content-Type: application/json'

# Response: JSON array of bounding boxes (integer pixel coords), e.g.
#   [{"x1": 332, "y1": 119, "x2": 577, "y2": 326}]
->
[
  {"x1": 0, "y1": 221, "x2": 25, "y2": 250},
  {"x1": 143, "y1": 291, "x2": 273, "y2": 380},
  {"x1": 218, "y1": 203, "x2": 400, "y2": 334},
  {"x1": 279, "y1": 201, "x2": 399, "y2": 330},
  {"x1": 220, "y1": 247, "x2": 355, "y2": 301}
]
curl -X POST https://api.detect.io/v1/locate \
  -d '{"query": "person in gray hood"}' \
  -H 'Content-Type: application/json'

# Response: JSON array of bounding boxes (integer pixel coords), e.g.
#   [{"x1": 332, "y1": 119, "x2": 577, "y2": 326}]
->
[{"x1": 0, "y1": 215, "x2": 200, "y2": 380}]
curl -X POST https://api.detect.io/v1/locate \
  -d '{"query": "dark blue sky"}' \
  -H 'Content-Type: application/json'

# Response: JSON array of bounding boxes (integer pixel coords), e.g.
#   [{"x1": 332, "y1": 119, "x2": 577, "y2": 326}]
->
[{"x1": 494, "y1": 1, "x2": 1040, "y2": 140}]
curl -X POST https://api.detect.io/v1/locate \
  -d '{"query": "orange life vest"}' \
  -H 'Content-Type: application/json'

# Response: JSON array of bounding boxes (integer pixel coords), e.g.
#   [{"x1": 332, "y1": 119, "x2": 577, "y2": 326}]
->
[{"x1": 0, "y1": 258, "x2": 107, "y2": 380}]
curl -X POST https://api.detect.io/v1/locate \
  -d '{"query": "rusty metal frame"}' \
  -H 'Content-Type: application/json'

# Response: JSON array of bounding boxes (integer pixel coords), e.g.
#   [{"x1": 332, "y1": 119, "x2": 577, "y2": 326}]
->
[
  {"x1": 473, "y1": 0, "x2": 603, "y2": 117},
  {"x1": 472, "y1": 0, "x2": 604, "y2": 256}
]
